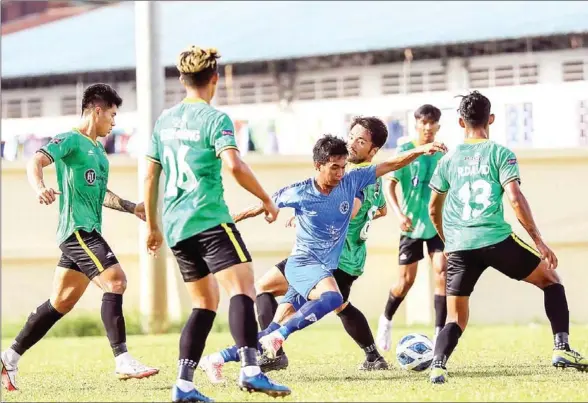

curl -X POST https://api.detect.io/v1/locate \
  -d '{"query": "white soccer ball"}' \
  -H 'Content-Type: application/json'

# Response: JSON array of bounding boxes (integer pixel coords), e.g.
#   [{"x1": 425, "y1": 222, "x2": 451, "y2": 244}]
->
[{"x1": 395, "y1": 333, "x2": 434, "y2": 371}]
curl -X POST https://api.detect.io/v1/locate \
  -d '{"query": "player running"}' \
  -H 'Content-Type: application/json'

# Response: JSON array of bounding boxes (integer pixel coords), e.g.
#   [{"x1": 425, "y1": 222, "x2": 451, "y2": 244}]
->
[
  {"x1": 376, "y1": 104, "x2": 447, "y2": 351},
  {"x1": 222, "y1": 134, "x2": 446, "y2": 363},
  {"x1": 1, "y1": 84, "x2": 158, "y2": 393},
  {"x1": 143, "y1": 46, "x2": 290, "y2": 402},
  {"x1": 198, "y1": 117, "x2": 391, "y2": 383},
  {"x1": 428, "y1": 90, "x2": 588, "y2": 384}
]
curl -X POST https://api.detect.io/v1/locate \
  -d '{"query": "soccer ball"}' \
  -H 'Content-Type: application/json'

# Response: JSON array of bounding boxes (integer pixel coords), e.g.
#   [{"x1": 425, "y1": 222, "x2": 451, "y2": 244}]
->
[{"x1": 395, "y1": 333, "x2": 434, "y2": 371}]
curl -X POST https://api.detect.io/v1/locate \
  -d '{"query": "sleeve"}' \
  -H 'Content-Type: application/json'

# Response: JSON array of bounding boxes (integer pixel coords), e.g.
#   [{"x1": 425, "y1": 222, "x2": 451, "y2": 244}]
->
[
  {"x1": 498, "y1": 148, "x2": 521, "y2": 187},
  {"x1": 38, "y1": 133, "x2": 77, "y2": 163},
  {"x1": 348, "y1": 165, "x2": 377, "y2": 192},
  {"x1": 355, "y1": 189, "x2": 365, "y2": 204},
  {"x1": 376, "y1": 179, "x2": 387, "y2": 209},
  {"x1": 212, "y1": 113, "x2": 239, "y2": 157},
  {"x1": 272, "y1": 184, "x2": 302, "y2": 209},
  {"x1": 429, "y1": 158, "x2": 449, "y2": 194},
  {"x1": 146, "y1": 119, "x2": 161, "y2": 164}
]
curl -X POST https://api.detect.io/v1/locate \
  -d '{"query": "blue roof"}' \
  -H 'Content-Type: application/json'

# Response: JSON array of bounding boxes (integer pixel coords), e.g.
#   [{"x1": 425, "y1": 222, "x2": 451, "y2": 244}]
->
[{"x1": 2, "y1": 1, "x2": 587, "y2": 79}]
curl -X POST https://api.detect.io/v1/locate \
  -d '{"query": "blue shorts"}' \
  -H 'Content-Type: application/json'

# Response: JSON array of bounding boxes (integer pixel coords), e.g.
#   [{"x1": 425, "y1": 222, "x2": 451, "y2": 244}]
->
[{"x1": 281, "y1": 261, "x2": 334, "y2": 304}]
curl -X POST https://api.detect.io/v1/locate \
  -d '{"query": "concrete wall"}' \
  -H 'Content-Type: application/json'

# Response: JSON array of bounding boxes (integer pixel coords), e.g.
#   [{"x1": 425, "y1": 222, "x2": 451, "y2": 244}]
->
[{"x1": 2, "y1": 149, "x2": 588, "y2": 324}]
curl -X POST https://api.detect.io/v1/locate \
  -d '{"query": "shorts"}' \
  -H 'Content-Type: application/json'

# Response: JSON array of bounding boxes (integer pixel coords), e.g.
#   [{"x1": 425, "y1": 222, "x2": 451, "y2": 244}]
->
[
  {"x1": 276, "y1": 258, "x2": 358, "y2": 307},
  {"x1": 446, "y1": 233, "x2": 542, "y2": 297},
  {"x1": 171, "y1": 223, "x2": 252, "y2": 282},
  {"x1": 58, "y1": 230, "x2": 119, "y2": 280},
  {"x1": 398, "y1": 234, "x2": 444, "y2": 265}
]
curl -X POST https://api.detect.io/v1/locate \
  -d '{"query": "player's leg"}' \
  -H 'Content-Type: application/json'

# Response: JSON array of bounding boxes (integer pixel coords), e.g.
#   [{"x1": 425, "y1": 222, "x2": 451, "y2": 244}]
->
[
  {"x1": 428, "y1": 235, "x2": 448, "y2": 339},
  {"x1": 333, "y1": 270, "x2": 388, "y2": 370},
  {"x1": 377, "y1": 236, "x2": 422, "y2": 351},
  {"x1": 1, "y1": 261, "x2": 89, "y2": 392},
  {"x1": 70, "y1": 230, "x2": 157, "y2": 380},
  {"x1": 430, "y1": 250, "x2": 486, "y2": 384},
  {"x1": 171, "y1": 239, "x2": 219, "y2": 403},
  {"x1": 259, "y1": 266, "x2": 343, "y2": 358},
  {"x1": 494, "y1": 234, "x2": 587, "y2": 371},
  {"x1": 201, "y1": 223, "x2": 290, "y2": 397},
  {"x1": 255, "y1": 259, "x2": 289, "y2": 366}
]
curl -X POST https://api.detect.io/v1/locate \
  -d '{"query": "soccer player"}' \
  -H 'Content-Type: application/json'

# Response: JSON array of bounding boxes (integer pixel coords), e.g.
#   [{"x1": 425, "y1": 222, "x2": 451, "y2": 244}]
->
[
  {"x1": 1, "y1": 84, "x2": 158, "y2": 393},
  {"x1": 226, "y1": 134, "x2": 446, "y2": 361},
  {"x1": 427, "y1": 91, "x2": 588, "y2": 384},
  {"x1": 143, "y1": 46, "x2": 290, "y2": 402},
  {"x1": 376, "y1": 104, "x2": 447, "y2": 351},
  {"x1": 199, "y1": 117, "x2": 391, "y2": 382}
]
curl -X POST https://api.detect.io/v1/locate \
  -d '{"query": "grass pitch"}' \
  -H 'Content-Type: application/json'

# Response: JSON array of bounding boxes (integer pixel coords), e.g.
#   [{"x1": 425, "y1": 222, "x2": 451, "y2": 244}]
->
[{"x1": 2, "y1": 323, "x2": 587, "y2": 402}]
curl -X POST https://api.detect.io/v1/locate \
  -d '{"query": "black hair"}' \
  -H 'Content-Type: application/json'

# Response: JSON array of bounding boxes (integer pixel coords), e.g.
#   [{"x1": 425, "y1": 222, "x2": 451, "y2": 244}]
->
[
  {"x1": 81, "y1": 83, "x2": 122, "y2": 114},
  {"x1": 312, "y1": 134, "x2": 349, "y2": 165},
  {"x1": 457, "y1": 90, "x2": 492, "y2": 128},
  {"x1": 349, "y1": 116, "x2": 389, "y2": 148},
  {"x1": 414, "y1": 104, "x2": 441, "y2": 122},
  {"x1": 177, "y1": 46, "x2": 220, "y2": 87}
]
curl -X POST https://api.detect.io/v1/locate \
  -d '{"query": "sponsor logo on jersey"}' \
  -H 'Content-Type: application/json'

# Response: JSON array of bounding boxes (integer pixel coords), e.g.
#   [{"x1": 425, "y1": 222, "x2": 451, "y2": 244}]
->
[
  {"x1": 339, "y1": 200, "x2": 350, "y2": 214},
  {"x1": 221, "y1": 129, "x2": 234, "y2": 136},
  {"x1": 85, "y1": 169, "x2": 97, "y2": 185},
  {"x1": 507, "y1": 158, "x2": 517, "y2": 165}
]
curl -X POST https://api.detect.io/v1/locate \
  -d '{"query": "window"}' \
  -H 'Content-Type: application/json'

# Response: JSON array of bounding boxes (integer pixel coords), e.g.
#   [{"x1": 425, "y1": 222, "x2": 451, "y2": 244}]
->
[
  {"x1": 468, "y1": 67, "x2": 490, "y2": 88},
  {"x1": 238, "y1": 82, "x2": 256, "y2": 104},
  {"x1": 6, "y1": 99, "x2": 23, "y2": 118},
  {"x1": 296, "y1": 79, "x2": 316, "y2": 100},
  {"x1": 342, "y1": 76, "x2": 360, "y2": 97},
  {"x1": 27, "y1": 98, "x2": 42, "y2": 117},
  {"x1": 320, "y1": 78, "x2": 338, "y2": 99},
  {"x1": 381, "y1": 73, "x2": 401, "y2": 94},
  {"x1": 563, "y1": 61, "x2": 585, "y2": 82},
  {"x1": 494, "y1": 66, "x2": 515, "y2": 87},
  {"x1": 61, "y1": 96, "x2": 78, "y2": 115}
]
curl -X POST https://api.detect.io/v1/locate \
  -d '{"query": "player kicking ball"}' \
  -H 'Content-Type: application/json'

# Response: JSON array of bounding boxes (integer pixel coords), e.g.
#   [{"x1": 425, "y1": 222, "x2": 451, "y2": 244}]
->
[
  {"x1": 199, "y1": 117, "x2": 391, "y2": 383},
  {"x1": 427, "y1": 90, "x2": 588, "y2": 384},
  {"x1": 1, "y1": 84, "x2": 158, "y2": 393}
]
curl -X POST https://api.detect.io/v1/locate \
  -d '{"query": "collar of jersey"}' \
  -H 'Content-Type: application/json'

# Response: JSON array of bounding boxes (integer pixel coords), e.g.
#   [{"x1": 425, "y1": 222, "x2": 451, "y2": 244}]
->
[
  {"x1": 182, "y1": 97, "x2": 208, "y2": 104},
  {"x1": 464, "y1": 138, "x2": 489, "y2": 144},
  {"x1": 349, "y1": 161, "x2": 373, "y2": 169},
  {"x1": 73, "y1": 128, "x2": 97, "y2": 146}
]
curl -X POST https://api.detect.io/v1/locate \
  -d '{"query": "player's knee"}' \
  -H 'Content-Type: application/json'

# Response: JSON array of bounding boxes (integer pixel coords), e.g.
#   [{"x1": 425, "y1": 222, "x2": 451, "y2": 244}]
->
[
  {"x1": 50, "y1": 292, "x2": 80, "y2": 314},
  {"x1": 397, "y1": 275, "x2": 416, "y2": 294},
  {"x1": 335, "y1": 301, "x2": 350, "y2": 315},
  {"x1": 191, "y1": 294, "x2": 219, "y2": 311},
  {"x1": 321, "y1": 291, "x2": 344, "y2": 312}
]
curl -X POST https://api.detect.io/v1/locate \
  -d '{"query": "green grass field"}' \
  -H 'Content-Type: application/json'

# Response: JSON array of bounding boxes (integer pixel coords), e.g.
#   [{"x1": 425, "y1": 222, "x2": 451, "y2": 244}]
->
[{"x1": 2, "y1": 323, "x2": 587, "y2": 402}]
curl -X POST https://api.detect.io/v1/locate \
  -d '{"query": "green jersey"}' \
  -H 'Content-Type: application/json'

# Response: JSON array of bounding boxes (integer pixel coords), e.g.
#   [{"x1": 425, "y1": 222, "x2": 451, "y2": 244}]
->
[
  {"x1": 338, "y1": 163, "x2": 387, "y2": 276},
  {"x1": 429, "y1": 139, "x2": 520, "y2": 253},
  {"x1": 147, "y1": 98, "x2": 239, "y2": 248},
  {"x1": 388, "y1": 141, "x2": 442, "y2": 239},
  {"x1": 39, "y1": 129, "x2": 109, "y2": 245}
]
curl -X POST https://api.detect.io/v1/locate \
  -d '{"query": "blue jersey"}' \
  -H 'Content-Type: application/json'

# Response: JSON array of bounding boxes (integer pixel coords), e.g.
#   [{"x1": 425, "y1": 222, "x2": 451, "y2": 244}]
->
[{"x1": 273, "y1": 165, "x2": 377, "y2": 269}]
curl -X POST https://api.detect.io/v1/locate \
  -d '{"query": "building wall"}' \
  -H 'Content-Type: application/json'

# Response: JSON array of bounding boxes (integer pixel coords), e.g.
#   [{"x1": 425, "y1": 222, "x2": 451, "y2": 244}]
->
[{"x1": 2, "y1": 150, "x2": 588, "y2": 324}]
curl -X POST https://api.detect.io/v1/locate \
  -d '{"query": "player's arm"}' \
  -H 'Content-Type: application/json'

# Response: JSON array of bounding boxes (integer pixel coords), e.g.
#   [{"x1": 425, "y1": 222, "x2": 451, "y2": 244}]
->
[
  {"x1": 144, "y1": 159, "x2": 164, "y2": 255},
  {"x1": 375, "y1": 142, "x2": 447, "y2": 178},
  {"x1": 103, "y1": 189, "x2": 145, "y2": 221},
  {"x1": 232, "y1": 203, "x2": 266, "y2": 223},
  {"x1": 374, "y1": 205, "x2": 387, "y2": 220},
  {"x1": 504, "y1": 180, "x2": 558, "y2": 269},
  {"x1": 351, "y1": 197, "x2": 362, "y2": 219},
  {"x1": 384, "y1": 178, "x2": 412, "y2": 231},
  {"x1": 428, "y1": 190, "x2": 447, "y2": 242},
  {"x1": 26, "y1": 151, "x2": 61, "y2": 205}
]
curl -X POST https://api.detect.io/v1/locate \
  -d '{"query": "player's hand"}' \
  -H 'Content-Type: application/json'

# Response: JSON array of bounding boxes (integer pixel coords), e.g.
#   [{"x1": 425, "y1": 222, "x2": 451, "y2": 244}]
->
[
  {"x1": 421, "y1": 142, "x2": 448, "y2": 155},
  {"x1": 399, "y1": 214, "x2": 413, "y2": 232},
  {"x1": 536, "y1": 240, "x2": 558, "y2": 270},
  {"x1": 285, "y1": 216, "x2": 297, "y2": 228},
  {"x1": 146, "y1": 228, "x2": 164, "y2": 257},
  {"x1": 134, "y1": 202, "x2": 146, "y2": 221},
  {"x1": 36, "y1": 187, "x2": 61, "y2": 205},
  {"x1": 262, "y1": 199, "x2": 279, "y2": 223}
]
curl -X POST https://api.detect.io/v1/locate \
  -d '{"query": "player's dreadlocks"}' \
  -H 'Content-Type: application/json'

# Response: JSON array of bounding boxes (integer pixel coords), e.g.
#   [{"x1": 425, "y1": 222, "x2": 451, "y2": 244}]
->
[
  {"x1": 313, "y1": 134, "x2": 349, "y2": 165},
  {"x1": 177, "y1": 46, "x2": 220, "y2": 87},
  {"x1": 349, "y1": 116, "x2": 389, "y2": 149},
  {"x1": 81, "y1": 83, "x2": 122, "y2": 115},
  {"x1": 457, "y1": 90, "x2": 491, "y2": 128}
]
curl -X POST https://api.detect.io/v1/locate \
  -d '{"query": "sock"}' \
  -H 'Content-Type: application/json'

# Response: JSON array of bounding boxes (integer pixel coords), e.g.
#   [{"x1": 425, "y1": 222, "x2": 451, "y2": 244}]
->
[
  {"x1": 256, "y1": 293, "x2": 285, "y2": 356},
  {"x1": 178, "y1": 308, "x2": 216, "y2": 382},
  {"x1": 543, "y1": 283, "x2": 570, "y2": 349},
  {"x1": 432, "y1": 322, "x2": 463, "y2": 368},
  {"x1": 220, "y1": 321, "x2": 282, "y2": 363},
  {"x1": 337, "y1": 303, "x2": 381, "y2": 361},
  {"x1": 434, "y1": 294, "x2": 447, "y2": 332},
  {"x1": 239, "y1": 346, "x2": 261, "y2": 376},
  {"x1": 11, "y1": 300, "x2": 64, "y2": 356},
  {"x1": 229, "y1": 295, "x2": 259, "y2": 349},
  {"x1": 278, "y1": 291, "x2": 343, "y2": 339},
  {"x1": 101, "y1": 293, "x2": 128, "y2": 357},
  {"x1": 383, "y1": 294, "x2": 404, "y2": 321},
  {"x1": 256, "y1": 293, "x2": 278, "y2": 329}
]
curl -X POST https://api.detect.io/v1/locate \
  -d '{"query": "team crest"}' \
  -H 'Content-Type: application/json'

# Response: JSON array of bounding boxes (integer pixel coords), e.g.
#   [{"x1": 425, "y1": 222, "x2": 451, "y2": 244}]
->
[
  {"x1": 49, "y1": 137, "x2": 62, "y2": 145},
  {"x1": 85, "y1": 169, "x2": 97, "y2": 185},
  {"x1": 339, "y1": 200, "x2": 350, "y2": 214}
]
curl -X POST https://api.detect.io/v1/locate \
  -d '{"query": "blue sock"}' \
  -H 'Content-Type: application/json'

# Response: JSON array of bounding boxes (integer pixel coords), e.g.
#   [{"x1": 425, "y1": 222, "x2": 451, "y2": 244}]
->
[
  {"x1": 277, "y1": 291, "x2": 343, "y2": 339},
  {"x1": 220, "y1": 321, "x2": 282, "y2": 362}
]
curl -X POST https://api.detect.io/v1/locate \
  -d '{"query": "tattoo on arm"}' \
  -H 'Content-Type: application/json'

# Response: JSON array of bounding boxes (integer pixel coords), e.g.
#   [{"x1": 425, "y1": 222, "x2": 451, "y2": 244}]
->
[{"x1": 103, "y1": 189, "x2": 136, "y2": 214}]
